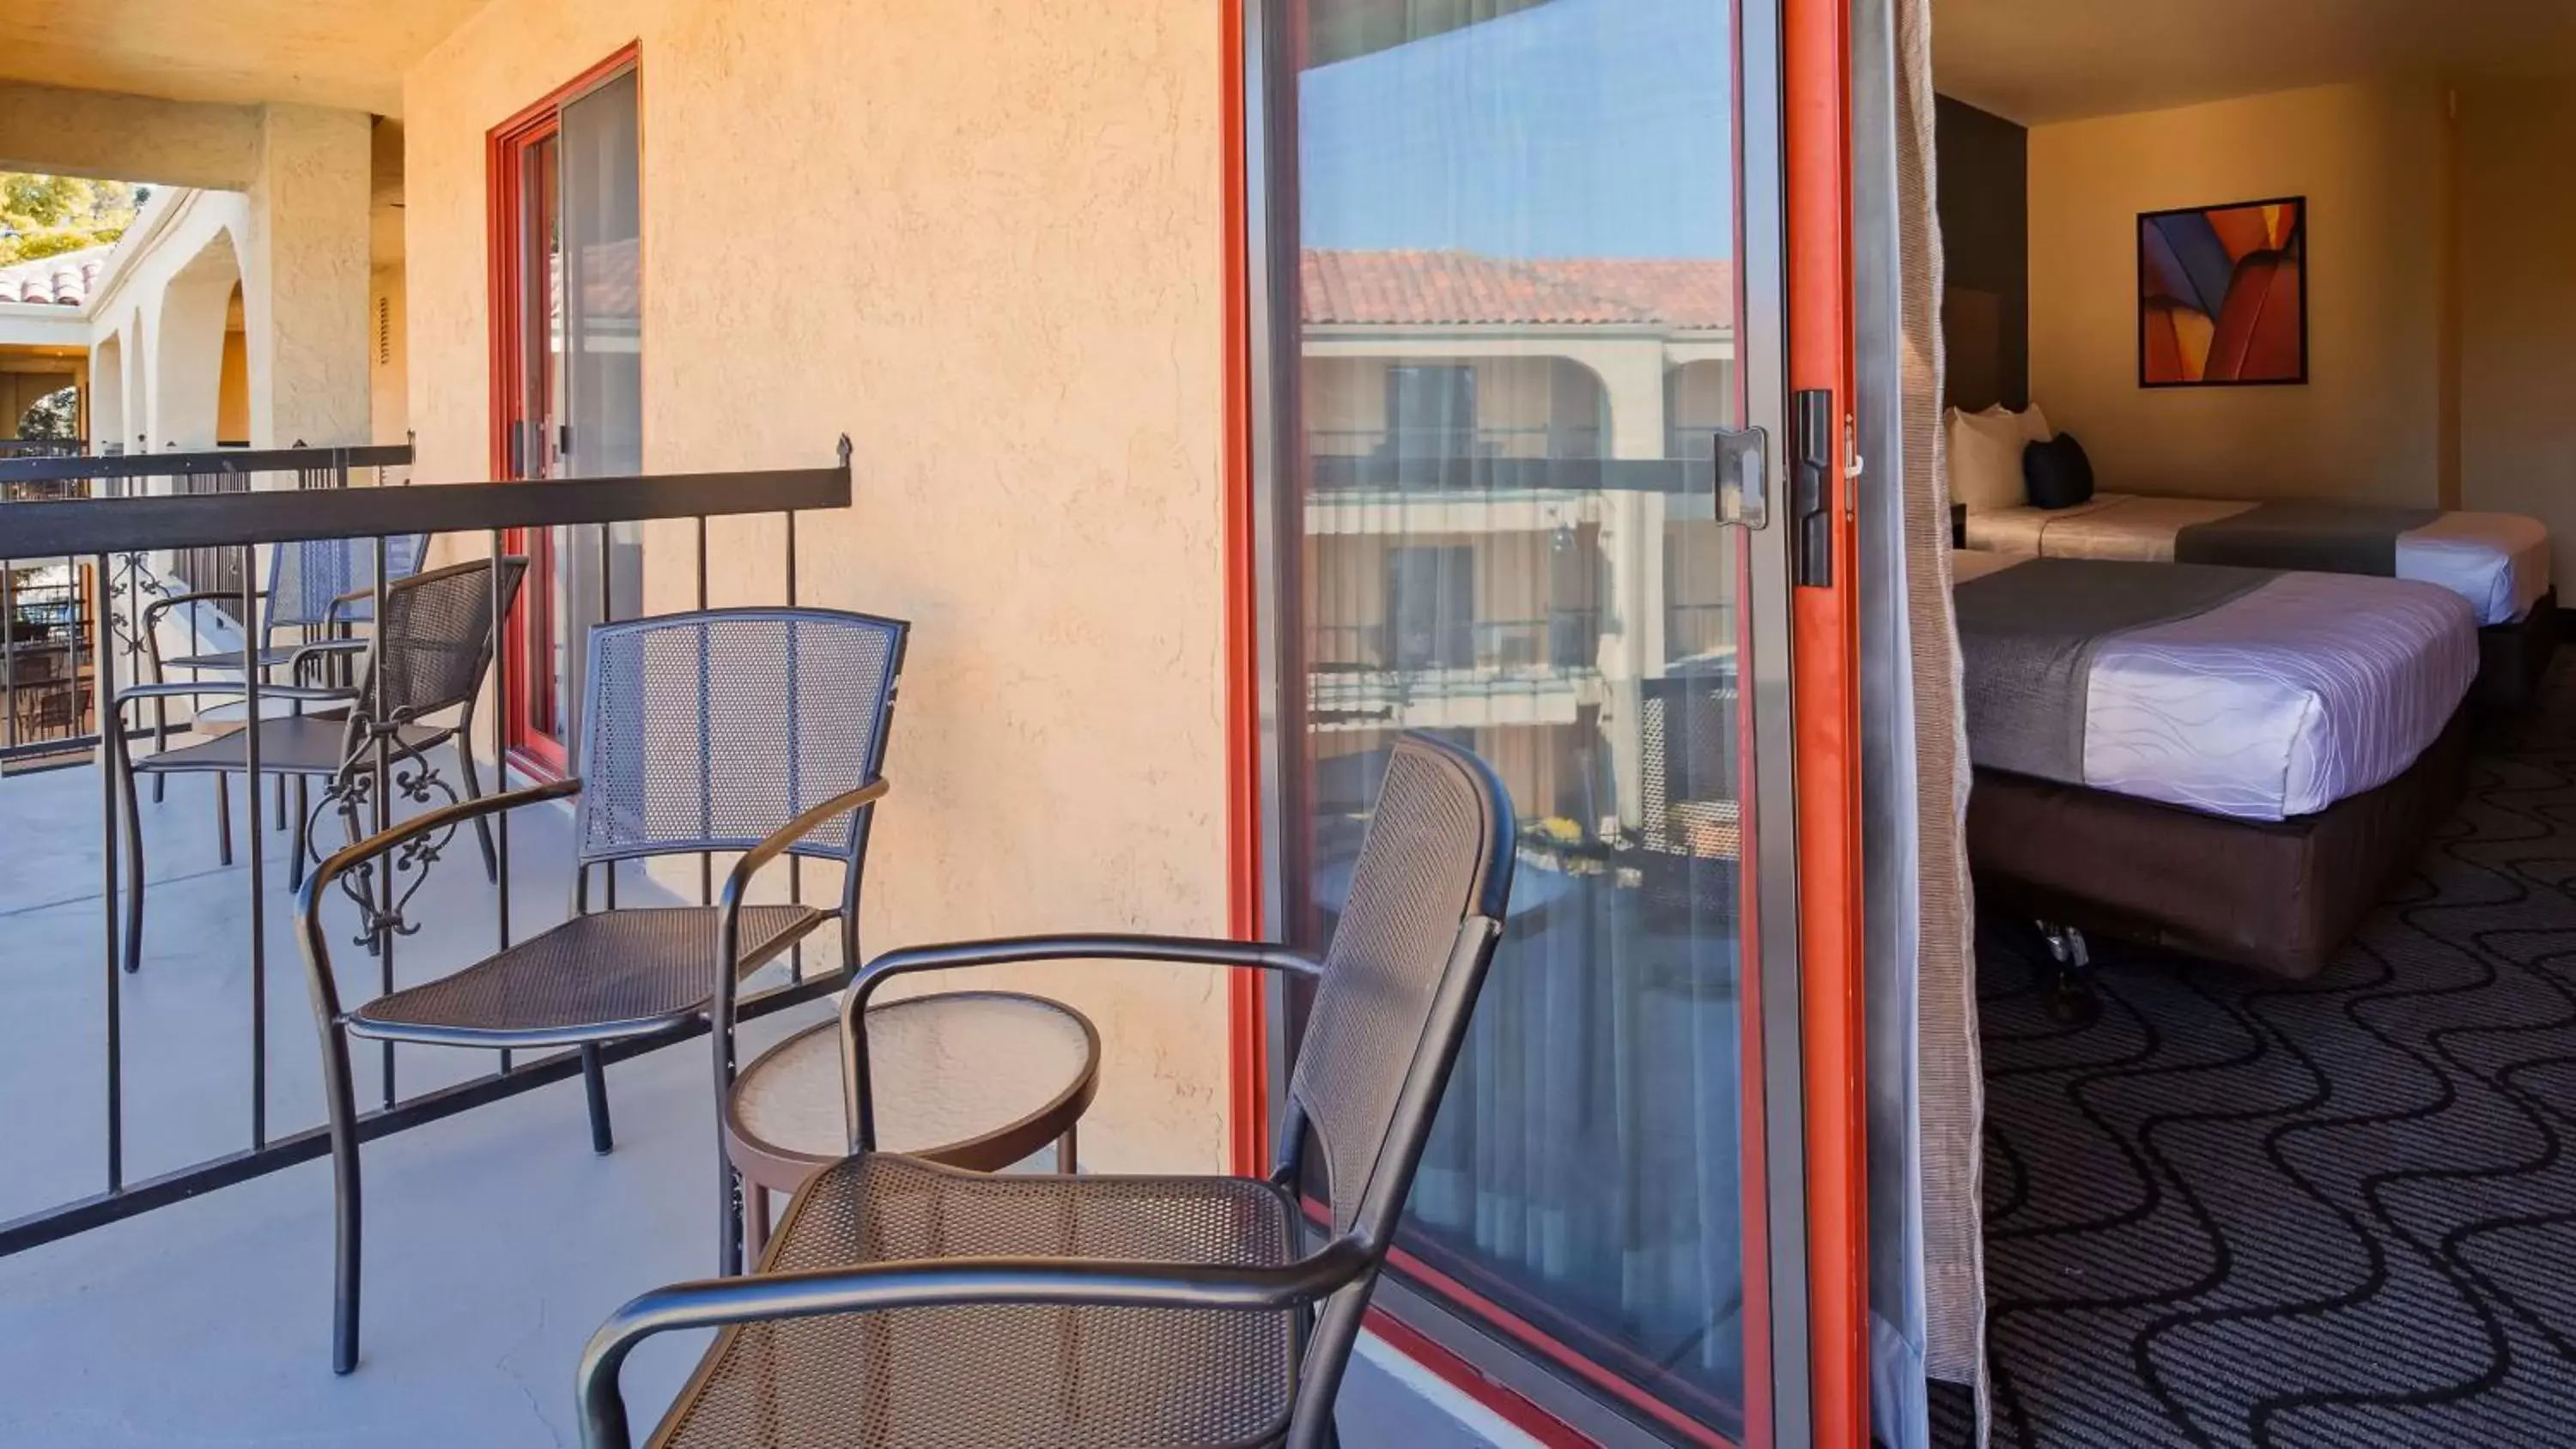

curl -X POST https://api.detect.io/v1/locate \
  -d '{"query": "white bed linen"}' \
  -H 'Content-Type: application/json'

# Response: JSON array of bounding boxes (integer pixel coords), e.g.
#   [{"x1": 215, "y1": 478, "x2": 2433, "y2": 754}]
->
[
  {"x1": 1959, "y1": 555, "x2": 2477, "y2": 821},
  {"x1": 1963, "y1": 493, "x2": 2549, "y2": 625}
]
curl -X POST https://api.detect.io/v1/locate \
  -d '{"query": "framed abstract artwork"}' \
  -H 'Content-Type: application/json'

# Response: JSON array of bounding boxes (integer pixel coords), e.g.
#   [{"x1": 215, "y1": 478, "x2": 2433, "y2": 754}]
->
[{"x1": 2138, "y1": 195, "x2": 2306, "y2": 387}]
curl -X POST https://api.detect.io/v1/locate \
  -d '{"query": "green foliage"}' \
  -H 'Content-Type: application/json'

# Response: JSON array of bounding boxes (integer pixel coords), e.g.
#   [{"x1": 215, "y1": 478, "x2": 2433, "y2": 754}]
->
[
  {"x1": 16, "y1": 385, "x2": 77, "y2": 440},
  {"x1": 0, "y1": 173, "x2": 146, "y2": 267}
]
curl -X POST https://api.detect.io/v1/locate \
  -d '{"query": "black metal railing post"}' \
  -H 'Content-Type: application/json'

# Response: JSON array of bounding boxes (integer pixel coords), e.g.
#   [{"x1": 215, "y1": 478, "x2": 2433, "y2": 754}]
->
[
  {"x1": 94, "y1": 549, "x2": 120, "y2": 1193},
  {"x1": 244, "y1": 543, "x2": 268, "y2": 1146}
]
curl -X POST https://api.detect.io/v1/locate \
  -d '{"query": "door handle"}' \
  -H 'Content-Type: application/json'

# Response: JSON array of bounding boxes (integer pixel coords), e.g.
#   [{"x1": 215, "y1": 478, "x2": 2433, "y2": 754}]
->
[{"x1": 1712, "y1": 426, "x2": 1770, "y2": 530}]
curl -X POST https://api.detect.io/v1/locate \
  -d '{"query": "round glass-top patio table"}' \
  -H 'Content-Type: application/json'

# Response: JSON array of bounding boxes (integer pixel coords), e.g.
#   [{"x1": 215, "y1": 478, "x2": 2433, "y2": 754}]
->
[{"x1": 723, "y1": 991, "x2": 1101, "y2": 1256}]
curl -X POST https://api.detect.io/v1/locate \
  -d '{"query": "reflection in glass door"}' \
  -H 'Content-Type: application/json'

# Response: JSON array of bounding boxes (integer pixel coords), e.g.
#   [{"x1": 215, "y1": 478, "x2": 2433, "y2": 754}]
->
[{"x1": 1260, "y1": 0, "x2": 1798, "y2": 1440}]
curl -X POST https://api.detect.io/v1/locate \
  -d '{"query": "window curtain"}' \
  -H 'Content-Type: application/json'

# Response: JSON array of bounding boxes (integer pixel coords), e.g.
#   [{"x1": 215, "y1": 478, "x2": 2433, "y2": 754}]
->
[{"x1": 1899, "y1": 0, "x2": 1989, "y2": 1431}]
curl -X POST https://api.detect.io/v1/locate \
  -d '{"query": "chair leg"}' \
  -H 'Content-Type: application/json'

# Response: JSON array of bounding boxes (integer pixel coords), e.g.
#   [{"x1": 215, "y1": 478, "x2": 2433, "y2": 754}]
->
[
  {"x1": 744, "y1": 1182, "x2": 770, "y2": 1264},
  {"x1": 581, "y1": 1045, "x2": 614, "y2": 1155},
  {"x1": 718, "y1": 1161, "x2": 744, "y2": 1278},
  {"x1": 289, "y1": 776, "x2": 309, "y2": 894},
  {"x1": 214, "y1": 773, "x2": 233, "y2": 867},
  {"x1": 116, "y1": 749, "x2": 146, "y2": 976},
  {"x1": 320, "y1": 1019, "x2": 365, "y2": 1374},
  {"x1": 150, "y1": 698, "x2": 167, "y2": 804},
  {"x1": 274, "y1": 771, "x2": 288, "y2": 831},
  {"x1": 455, "y1": 734, "x2": 499, "y2": 882}
]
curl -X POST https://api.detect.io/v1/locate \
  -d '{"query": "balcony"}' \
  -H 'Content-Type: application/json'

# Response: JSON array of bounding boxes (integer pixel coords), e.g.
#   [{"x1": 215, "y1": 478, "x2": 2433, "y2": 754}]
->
[{"x1": 0, "y1": 449, "x2": 1514, "y2": 1447}]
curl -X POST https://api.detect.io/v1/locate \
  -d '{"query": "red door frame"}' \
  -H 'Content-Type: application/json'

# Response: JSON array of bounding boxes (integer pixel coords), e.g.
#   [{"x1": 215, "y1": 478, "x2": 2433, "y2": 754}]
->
[
  {"x1": 1218, "y1": 0, "x2": 1870, "y2": 1443},
  {"x1": 487, "y1": 42, "x2": 642, "y2": 780}
]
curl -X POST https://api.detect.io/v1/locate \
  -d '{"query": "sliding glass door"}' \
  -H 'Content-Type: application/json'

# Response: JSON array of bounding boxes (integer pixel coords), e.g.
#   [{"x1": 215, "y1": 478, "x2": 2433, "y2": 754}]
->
[
  {"x1": 1247, "y1": 0, "x2": 1814, "y2": 1440},
  {"x1": 492, "y1": 60, "x2": 642, "y2": 773}
]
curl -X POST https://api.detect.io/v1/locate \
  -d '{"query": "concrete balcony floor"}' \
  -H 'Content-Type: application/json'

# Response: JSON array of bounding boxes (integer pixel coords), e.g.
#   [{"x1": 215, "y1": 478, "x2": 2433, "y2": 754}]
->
[{"x1": 0, "y1": 761, "x2": 1514, "y2": 1446}]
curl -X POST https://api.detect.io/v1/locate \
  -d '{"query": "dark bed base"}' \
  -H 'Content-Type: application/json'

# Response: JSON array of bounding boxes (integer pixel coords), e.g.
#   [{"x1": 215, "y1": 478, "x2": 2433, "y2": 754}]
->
[
  {"x1": 1967, "y1": 708, "x2": 2470, "y2": 979},
  {"x1": 2476, "y1": 586, "x2": 2556, "y2": 711}
]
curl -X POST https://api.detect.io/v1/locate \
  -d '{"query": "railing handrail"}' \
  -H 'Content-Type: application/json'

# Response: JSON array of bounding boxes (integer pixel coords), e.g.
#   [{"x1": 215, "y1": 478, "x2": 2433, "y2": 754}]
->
[
  {"x1": 0, "y1": 442, "x2": 415, "y2": 485},
  {"x1": 0, "y1": 461, "x2": 850, "y2": 559}
]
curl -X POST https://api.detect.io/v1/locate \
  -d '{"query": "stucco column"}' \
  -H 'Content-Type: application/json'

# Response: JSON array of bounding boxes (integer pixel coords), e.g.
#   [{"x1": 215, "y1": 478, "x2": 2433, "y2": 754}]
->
[
  {"x1": 241, "y1": 105, "x2": 373, "y2": 454},
  {"x1": 1593, "y1": 347, "x2": 1668, "y2": 831}
]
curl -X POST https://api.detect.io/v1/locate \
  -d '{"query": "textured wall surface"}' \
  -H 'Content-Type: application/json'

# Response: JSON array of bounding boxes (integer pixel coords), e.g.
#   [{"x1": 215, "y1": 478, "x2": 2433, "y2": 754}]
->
[
  {"x1": 0, "y1": 79, "x2": 260, "y2": 190},
  {"x1": 2028, "y1": 79, "x2": 2451, "y2": 506},
  {"x1": 244, "y1": 104, "x2": 374, "y2": 449},
  {"x1": 404, "y1": 0, "x2": 1235, "y2": 1172}
]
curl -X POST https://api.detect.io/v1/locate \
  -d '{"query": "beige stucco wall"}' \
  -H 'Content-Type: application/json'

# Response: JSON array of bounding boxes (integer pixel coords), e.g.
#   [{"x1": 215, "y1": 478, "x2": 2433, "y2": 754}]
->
[
  {"x1": 2028, "y1": 79, "x2": 2452, "y2": 506},
  {"x1": 403, "y1": 1, "x2": 1233, "y2": 1171},
  {"x1": 0, "y1": 78, "x2": 259, "y2": 190},
  {"x1": 369, "y1": 264, "x2": 408, "y2": 445}
]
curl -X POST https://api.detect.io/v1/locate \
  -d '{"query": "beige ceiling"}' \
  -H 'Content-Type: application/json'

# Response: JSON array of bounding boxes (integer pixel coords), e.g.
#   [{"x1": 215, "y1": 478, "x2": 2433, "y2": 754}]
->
[
  {"x1": 0, "y1": 0, "x2": 491, "y2": 116},
  {"x1": 1936, "y1": 0, "x2": 2576, "y2": 124}
]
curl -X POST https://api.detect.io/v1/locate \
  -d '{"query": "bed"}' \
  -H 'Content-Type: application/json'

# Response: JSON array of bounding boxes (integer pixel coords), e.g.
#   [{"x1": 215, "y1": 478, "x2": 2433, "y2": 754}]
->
[
  {"x1": 1954, "y1": 551, "x2": 2476, "y2": 976},
  {"x1": 1962, "y1": 493, "x2": 2554, "y2": 706}
]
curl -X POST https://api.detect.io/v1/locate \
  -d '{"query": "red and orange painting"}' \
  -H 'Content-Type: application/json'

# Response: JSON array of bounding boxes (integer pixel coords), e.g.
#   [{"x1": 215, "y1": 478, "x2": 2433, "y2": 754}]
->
[{"x1": 2139, "y1": 196, "x2": 2306, "y2": 387}]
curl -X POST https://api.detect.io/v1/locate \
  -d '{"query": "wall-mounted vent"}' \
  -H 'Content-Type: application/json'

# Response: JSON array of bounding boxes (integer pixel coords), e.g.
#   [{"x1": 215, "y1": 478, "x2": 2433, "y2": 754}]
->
[{"x1": 377, "y1": 297, "x2": 392, "y2": 367}]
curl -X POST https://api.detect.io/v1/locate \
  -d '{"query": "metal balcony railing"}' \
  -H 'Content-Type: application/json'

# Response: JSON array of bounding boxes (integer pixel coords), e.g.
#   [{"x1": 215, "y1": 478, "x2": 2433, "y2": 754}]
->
[
  {"x1": 1308, "y1": 609, "x2": 1603, "y2": 676},
  {"x1": 0, "y1": 441, "x2": 854, "y2": 1258}
]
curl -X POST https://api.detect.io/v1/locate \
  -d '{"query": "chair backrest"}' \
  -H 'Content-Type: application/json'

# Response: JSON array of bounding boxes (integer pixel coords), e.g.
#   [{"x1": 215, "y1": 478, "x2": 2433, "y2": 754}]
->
[
  {"x1": 572, "y1": 609, "x2": 907, "y2": 870},
  {"x1": 268, "y1": 533, "x2": 434, "y2": 636},
  {"x1": 356, "y1": 555, "x2": 527, "y2": 723},
  {"x1": 1286, "y1": 731, "x2": 1516, "y2": 1240}
]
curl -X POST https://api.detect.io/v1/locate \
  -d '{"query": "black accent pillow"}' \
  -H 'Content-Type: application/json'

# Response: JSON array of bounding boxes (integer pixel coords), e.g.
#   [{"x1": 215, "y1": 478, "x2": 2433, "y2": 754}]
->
[{"x1": 2023, "y1": 433, "x2": 2094, "y2": 510}]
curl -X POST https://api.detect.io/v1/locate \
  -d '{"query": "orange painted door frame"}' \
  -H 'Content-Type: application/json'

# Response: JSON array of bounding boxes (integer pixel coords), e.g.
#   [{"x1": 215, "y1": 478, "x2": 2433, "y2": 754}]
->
[{"x1": 1781, "y1": 0, "x2": 1871, "y2": 1440}]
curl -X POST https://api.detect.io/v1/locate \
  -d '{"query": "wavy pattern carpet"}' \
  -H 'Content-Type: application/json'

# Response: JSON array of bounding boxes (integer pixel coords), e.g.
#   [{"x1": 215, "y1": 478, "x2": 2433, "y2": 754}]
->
[{"x1": 1952, "y1": 663, "x2": 2576, "y2": 1448}]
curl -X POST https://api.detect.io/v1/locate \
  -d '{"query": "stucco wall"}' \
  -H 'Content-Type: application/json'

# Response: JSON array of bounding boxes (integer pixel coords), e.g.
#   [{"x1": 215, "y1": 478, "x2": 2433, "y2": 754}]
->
[
  {"x1": 404, "y1": 1, "x2": 1233, "y2": 1171},
  {"x1": 369, "y1": 264, "x2": 408, "y2": 444},
  {"x1": 2028, "y1": 79, "x2": 2453, "y2": 506}
]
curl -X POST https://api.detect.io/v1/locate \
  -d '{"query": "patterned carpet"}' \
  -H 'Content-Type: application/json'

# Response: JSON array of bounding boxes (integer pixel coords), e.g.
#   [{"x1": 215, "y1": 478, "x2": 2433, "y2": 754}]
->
[{"x1": 1951, "y1": 661, "x2": 2576, "y2": 1447}]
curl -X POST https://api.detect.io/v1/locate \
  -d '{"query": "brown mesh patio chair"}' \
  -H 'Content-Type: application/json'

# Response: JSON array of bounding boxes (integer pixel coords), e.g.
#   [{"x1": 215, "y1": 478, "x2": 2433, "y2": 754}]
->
[
  {"x1": 296, "y1": 607, "x2": 908, "y2": 1374},
  {"x1": 573, "y1": 731, "x2": 1517, "y2": 1449},
  {"x1": 109, "y1": 555, "x2": 526, "y2": 971}
]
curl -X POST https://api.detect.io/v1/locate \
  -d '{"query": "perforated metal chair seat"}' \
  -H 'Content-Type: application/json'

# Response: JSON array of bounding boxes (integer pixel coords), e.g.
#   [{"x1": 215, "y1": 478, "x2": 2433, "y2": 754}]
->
[
  {"x1": 349, "y1": 905, "x2": 824, "y2": 1044},
  {"x1": 133, "y1": 715, "x2": 446, "y2": 777},
  {"x1": 655, "y1": 1153, "x2": 1300, "y2": 1449}
]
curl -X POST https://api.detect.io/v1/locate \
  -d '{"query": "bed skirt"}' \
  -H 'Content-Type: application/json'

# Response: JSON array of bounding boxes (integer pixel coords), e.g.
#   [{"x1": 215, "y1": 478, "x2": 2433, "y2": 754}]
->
[
  {"x1": 1966, "y1": 707, "x2": 2470, "y2": 978},
  {"x1": 2476, "y1": 586, "x2": 2556, "y2": 710}
]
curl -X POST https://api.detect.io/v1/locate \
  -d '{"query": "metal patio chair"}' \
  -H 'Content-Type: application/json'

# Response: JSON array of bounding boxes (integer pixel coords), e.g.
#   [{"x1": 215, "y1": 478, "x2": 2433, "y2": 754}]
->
[
  {"x1": 296, "y1": 606, "x2": 908, "y2": 1374},
  {"x1": 574, "y1": 731, "x2": 1517, "y2": 1449},
  {"x1": 110, "y1": 555, "x2": 526, "y2": 970},
  {"x1": 143, "y1": 532, "x2": 434, "y2": 791}
]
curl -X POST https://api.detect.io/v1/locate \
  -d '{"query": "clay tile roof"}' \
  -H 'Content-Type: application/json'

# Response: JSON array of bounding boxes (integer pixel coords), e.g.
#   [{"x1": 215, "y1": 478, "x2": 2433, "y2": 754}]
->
[
  {"x1": 1301, "y1": 249, "x2": 1734, "y2": 330},
  {"x1": 0, "y1": 246, "x2": 112, "y2": 308}
]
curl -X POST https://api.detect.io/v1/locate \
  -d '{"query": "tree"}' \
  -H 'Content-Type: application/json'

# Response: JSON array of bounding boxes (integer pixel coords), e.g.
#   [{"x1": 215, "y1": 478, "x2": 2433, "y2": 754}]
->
[{"x1": 0, "y1": 174, "x2": 147, "y2": 266}]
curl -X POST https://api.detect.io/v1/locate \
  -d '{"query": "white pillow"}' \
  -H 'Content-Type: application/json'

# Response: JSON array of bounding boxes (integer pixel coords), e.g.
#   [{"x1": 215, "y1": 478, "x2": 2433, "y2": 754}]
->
[
  {"x1": 1947, "y1": 407, "x2": 2028, "y2": 513},
  {"x1": 1981, "y1": 401, "x2": 2053, "y2": 443}
]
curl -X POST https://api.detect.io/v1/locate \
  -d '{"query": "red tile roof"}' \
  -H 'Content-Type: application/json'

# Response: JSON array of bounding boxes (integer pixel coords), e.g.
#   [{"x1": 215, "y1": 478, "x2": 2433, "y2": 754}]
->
[
  {"x1": 0, "y1": 246, "x2": 112, "y2": 308},
  {"x1": 1302, "y1": 249, "x2": 1733, "y2": 330}
]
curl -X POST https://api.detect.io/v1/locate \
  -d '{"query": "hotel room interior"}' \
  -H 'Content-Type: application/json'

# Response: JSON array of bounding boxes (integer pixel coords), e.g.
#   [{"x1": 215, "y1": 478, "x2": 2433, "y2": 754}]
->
[{"x1": 1911, "y1": 3, "x2": 2576, "y2": 1445}]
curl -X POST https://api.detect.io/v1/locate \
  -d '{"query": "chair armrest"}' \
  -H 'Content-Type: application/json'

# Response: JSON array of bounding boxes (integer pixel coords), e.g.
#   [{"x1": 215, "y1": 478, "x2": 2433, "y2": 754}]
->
[
  {"x1": 708, "y1": 778, "x2": 891, "y2": 1024},
  {"x1": 841, "y1": 935, "x2": 1321, "y2": 1149},
  {"x1": 141, "y1": 589, "x2": 240, "y2": 624},
  {"x1": 139, "y1": 589, "x2": 247, "y2": 680},
  {"x1": 283, "y1": 637, "x2": 369, "y2": 690},
  {"x1": 112, "y1": 679, "x2": 354, "y2": 712},
  {"x1": 574, "y1": 1239, "x2": 1373, "y2": 1449},
  {"x1": 295, "y1": 778, "x2": 585, "y2": 1022}
]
